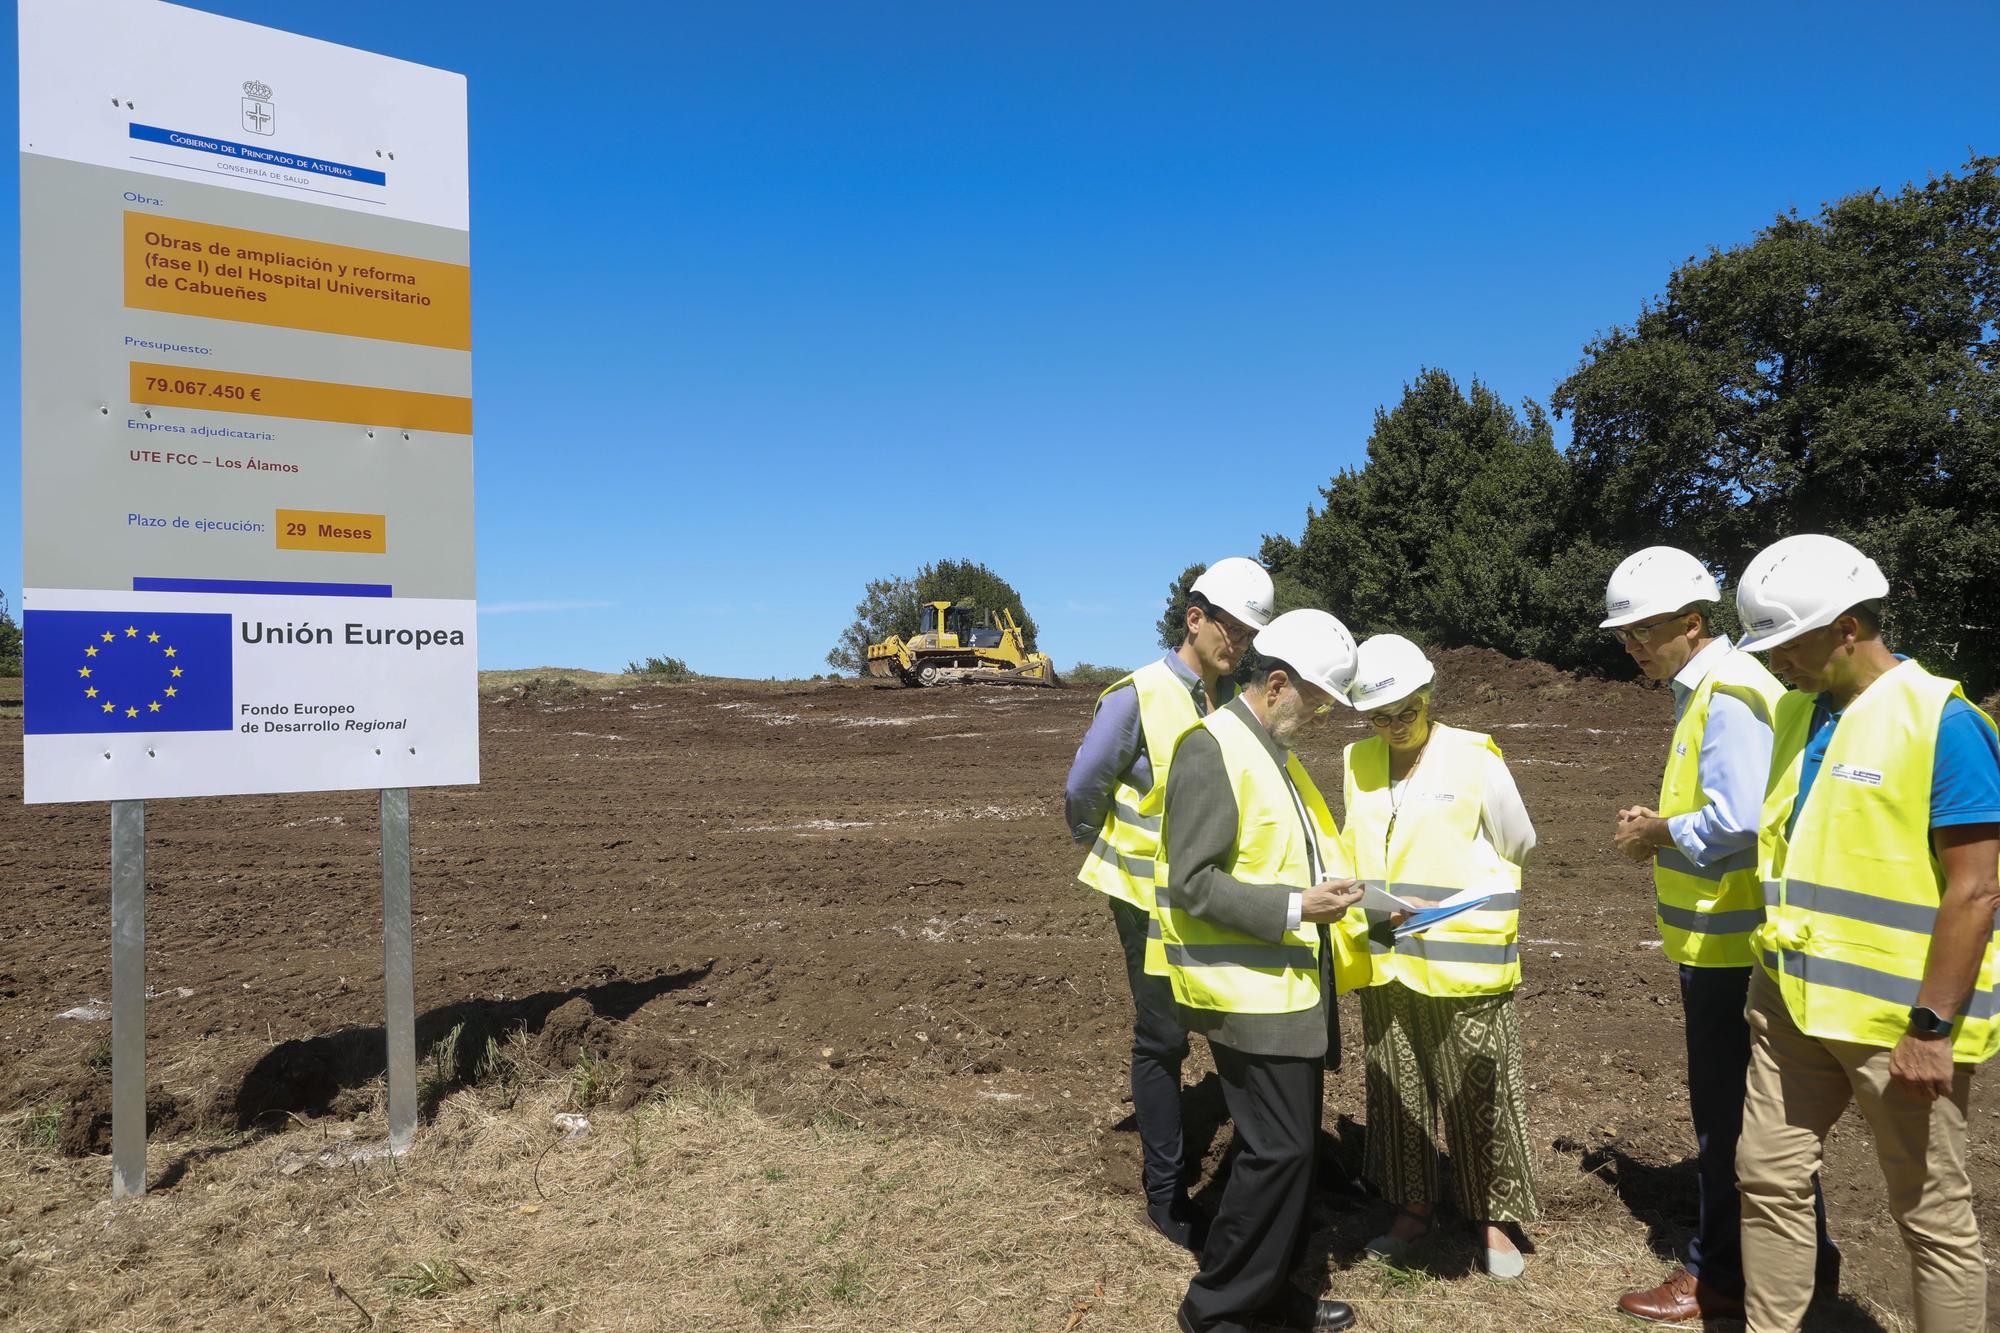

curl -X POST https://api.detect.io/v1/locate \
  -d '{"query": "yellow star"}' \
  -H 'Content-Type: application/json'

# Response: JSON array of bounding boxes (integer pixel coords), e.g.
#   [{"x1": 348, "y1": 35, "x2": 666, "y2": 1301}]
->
[
  {"x1": 164, "y1": 647, "x2": 177, "y2": 658},
  {"x1": 164, "y1": 687, "x2": 177, "y2": 698},
  {"x1": 124, "y1": 707, "x2": 138, "y2": 718},
  {"x1": 85, "y1": 645, "x2": 98, "y2": 657},
  {"x1": 101, "y1": 631, "x2": 115, "y2": 643},
  {"x1": 78, "y1": 666, "x2": 91, "y2": 678},
  {"x1": 148, "y1": 701, "x2": 162, "y2": 713},
  {"x1": 170, "y1": 666, "x2": 183, "y2": 678},
  {"x1": 85, "y1": 687, "x2": 98, "y2": 699},
  {"x1": 125, "y1": 627, "x2": 138, "y2": 637},
  {"x1": 101, "y1": 701, "x2": 115, "y2": 713},
  {"x1": 147, "y1": 632, "x2": 160, "y2": 643}
]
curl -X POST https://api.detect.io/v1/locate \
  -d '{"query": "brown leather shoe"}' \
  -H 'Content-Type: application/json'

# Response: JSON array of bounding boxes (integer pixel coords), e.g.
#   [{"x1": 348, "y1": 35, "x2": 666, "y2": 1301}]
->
[{"x1": 1617, "y1": 1267, "x2": 1745, "y2": 1323}]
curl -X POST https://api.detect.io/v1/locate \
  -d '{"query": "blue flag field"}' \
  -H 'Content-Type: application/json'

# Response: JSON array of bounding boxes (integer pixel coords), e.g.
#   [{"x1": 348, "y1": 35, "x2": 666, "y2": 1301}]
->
[{"x1": 23, "y1": 610, "x2": 235, "y2": 735}]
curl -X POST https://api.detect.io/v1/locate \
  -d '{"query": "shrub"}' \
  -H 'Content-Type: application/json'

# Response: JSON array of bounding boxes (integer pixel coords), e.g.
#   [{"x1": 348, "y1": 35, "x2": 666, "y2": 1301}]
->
[
  {"x1": 626, "y1": 655, "x2": 695, "y2": 682},
  {"x1": 1065, "y1": 663, "x2": 1130, "y2": 689}
]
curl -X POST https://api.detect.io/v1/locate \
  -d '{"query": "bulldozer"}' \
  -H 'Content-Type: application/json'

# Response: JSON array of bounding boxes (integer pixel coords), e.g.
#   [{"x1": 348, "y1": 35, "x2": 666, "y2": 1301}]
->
[{"x1": 866, "y1": 600, "x2": 1063, "y2": 688}]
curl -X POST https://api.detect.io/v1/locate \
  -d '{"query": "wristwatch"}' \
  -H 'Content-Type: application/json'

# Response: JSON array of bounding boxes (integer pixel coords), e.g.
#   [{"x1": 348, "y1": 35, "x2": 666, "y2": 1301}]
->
[{"x1": 1907, "y1": 1006, "x2": 1956, "y2": 1040}]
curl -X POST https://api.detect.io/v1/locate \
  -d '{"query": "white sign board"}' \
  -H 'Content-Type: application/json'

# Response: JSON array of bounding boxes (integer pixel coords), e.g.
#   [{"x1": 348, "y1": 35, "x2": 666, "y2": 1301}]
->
[{"x1": 18, "y1": 0, "x2": 477, "y2": 803}]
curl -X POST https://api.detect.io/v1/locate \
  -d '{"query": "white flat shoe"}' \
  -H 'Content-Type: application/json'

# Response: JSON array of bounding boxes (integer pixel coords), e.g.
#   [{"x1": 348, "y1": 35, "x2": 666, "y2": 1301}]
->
[
  {"x1": 1483, "y1": 1245, "x2": 1525, "y2": 1280},
  {"x1": 1363, "y1": 1209, "x2": 1431, "y2": 1264},
  {"x1": 1363, "y1": 1232, "x2": 1411, "y2": 1263}
]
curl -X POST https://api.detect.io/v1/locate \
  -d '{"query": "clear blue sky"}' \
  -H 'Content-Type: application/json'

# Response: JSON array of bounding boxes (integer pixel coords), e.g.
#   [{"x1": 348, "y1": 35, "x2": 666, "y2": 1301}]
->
[{"x1": 5, "y1": 2, "x2": 1995, "y2": 678}]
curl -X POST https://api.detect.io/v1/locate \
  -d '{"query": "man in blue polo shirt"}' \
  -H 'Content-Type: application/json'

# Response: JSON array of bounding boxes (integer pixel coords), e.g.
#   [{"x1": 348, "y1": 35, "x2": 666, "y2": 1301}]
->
[{"x1": 1732, "y1": 534, "x2": 2000, "y2": 1333}]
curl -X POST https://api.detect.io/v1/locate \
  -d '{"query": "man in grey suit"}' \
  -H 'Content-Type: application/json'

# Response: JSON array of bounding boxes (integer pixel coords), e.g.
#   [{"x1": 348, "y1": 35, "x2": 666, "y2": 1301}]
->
[{"x1": 1157, "y1": 609, "x2": 1365, "y2": 1333}]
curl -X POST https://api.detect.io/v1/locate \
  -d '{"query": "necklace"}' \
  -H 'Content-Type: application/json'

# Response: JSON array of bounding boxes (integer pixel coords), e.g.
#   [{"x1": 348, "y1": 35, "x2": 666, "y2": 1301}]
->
[{"x1": 1384, "y1": 733, "x2": 1431, "y2": 850}]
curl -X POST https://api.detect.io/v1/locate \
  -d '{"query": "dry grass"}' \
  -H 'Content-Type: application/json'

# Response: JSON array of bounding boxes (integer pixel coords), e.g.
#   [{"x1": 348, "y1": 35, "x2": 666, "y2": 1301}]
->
[
  {"x1": 475, "y1": 669, "x2": 858, "y2": 696},
  {"x1": 0, "y1": 1074, "x2": 1917, "y2": 1333},
  {"x1": 476, "y1": 668, "x2": 649, "y2": 695}
]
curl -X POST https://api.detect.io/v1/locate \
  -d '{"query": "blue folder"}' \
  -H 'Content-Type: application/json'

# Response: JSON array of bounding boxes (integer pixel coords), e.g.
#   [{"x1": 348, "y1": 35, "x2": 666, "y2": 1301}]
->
[{"x1": 1392, "y1": 894, "x2": 1494, "y2": 939}]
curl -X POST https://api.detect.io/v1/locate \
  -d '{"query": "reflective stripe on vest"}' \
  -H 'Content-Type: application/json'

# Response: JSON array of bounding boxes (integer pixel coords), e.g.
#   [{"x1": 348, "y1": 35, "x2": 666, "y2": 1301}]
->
[
  {"x1": 1153, "y1": 707, "x2": 1332, "y2": 1015},
  {"x1": 1343, "y1": 723, "x2": 1523, "y2": 997},
  {"x1": 1653, "y1": 646, "x2": 1783, "y2": 967},
  {"x1": 1760, "y1": 951, "x2": 2000, "y2": 1023},
  {"x1": 1756, "y1": 660, "x2": 2000, "y2": 1061},
  {"x1": 1077, "y1": 660, "x2": 1200, "y2": 922}
]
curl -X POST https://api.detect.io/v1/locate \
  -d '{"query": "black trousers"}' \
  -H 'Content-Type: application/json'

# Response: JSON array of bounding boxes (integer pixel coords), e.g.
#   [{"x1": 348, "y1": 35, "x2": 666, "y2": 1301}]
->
[
  {"x1": 1680, "y1": 964, "x2": 1838, "y2": 1297},
  {"x1": 1180, "y1": 1044, "x2": 1322, "y2": 1333},
  {"x1": 1109, "y1": 897, "x2": 1191, "y2": 1207}
]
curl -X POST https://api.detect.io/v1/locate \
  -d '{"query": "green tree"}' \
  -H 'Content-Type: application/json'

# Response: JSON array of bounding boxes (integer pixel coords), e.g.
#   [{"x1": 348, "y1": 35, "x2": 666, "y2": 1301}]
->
[
  {"x1": 0, "y1": 592, "x2": 20, "y2": 676},
  {"x1": 1155, "y1": 563, "x2": 1206, "y2": 650},
  {"x1": 1555, "y1": 155, "x2": 2000, "y2": 693},
  {"x1": 826, "y1": 574, "x2": 921, "y2": 672},
  {"x1": 1289, "y1": 369, "x2": 1573, "y2": 660},
  {"x1": 826, "y1": 559, "x2": 1040, "y2": 673}
]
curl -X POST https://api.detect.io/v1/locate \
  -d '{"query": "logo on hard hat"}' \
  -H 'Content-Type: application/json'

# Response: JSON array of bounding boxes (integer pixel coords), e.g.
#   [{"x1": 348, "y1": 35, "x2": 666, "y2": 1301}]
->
[
  {"x1": 1609, "y1": 599, "x2": 1630, "y2": 612},
  {"x1": 1361, "y1": 676, "x2": 1395, "y2": 693}
]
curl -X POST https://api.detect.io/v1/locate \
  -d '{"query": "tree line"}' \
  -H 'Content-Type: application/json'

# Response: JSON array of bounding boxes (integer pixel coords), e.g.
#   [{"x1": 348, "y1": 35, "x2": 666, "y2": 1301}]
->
[{"x1": 1215, "y1": 155, "x2": 2000, "y2": 698}]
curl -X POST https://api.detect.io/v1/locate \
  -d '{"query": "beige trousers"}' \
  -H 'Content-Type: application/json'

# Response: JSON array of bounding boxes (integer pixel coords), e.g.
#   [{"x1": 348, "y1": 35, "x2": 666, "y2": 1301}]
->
[{"x1": 1737, "y1": 967, "x2": 1985, "y2": 1332}]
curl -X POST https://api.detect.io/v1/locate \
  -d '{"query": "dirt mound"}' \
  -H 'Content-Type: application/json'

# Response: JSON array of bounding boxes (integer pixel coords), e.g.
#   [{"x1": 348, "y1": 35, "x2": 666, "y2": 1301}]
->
[
  {"x1": 496, "y1": 675, "x2": 595, "y2": 705},
  {"x1": 1426, "y1": 644, "x2": 1655, "y2": 715},
  {"x1": 532, "y1": 995, "x2": 606, "y2": 1066},
  {"x1": 56, "y1": 1079, "x2": 186, "y2": 1156}
]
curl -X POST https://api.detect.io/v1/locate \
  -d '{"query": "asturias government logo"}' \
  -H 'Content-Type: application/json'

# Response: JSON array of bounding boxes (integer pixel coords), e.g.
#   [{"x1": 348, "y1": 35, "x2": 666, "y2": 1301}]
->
[
  {"x1": 242, "y1": 80, "x2": 275, "y2": 137},
  {"x1": 23, "y1": 610, "x2": 234, "y2": 735}
]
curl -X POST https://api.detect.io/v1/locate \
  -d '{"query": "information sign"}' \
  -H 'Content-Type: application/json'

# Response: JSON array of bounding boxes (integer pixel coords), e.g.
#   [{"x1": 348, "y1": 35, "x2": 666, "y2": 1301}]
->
[{"x1": 19, "y1": 0, "x2": 476, "y2": 802}]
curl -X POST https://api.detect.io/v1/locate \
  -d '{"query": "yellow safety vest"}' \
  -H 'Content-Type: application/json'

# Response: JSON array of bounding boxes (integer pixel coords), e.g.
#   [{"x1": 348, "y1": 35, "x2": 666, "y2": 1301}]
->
[
  {"x1": 1757, "y1": 659, "x2": 2000, "y2": 1061},
  {"x1": 1344, "y1": 723, "x2": 1523, "y2": 997},
  {"x1": 1654, "y1": 645, "x2": 1785, "y2": 967},
  {"x1": 1153, "y1": 706, "x2": 1356, "y2": 1014},
  {"x1": 1078, "y1": 659, "x2": 1202, "y2": 912},
  {"x1": 1078, "y1": 661, "x2": 1203, "y2": 972}
]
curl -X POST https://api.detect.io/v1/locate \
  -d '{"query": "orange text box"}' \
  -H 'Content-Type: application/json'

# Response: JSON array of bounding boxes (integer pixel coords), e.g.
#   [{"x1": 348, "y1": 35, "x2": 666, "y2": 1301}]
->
[
  {"x1": 124, "y1": 212, "x2": 470, "y2": 350},
  {"x1": 131, "y1": 362, "x2": 472, "y2": 434},
  {"x1": 276, "y1": 510, "x2": 388, "y2": 554}
]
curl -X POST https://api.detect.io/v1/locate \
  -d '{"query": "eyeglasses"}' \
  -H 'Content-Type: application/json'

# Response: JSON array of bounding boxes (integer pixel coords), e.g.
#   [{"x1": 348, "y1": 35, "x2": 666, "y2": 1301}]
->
[
  {"x1": 1364, "y1": 704, "x2": 1423, "y2": 728},
  {"x1": 1203, "y1": 608, "x2": 1255, "y2": 645},
  {"x1": 1609, "y1": 613, "x2": 1689, "y2": 645}
]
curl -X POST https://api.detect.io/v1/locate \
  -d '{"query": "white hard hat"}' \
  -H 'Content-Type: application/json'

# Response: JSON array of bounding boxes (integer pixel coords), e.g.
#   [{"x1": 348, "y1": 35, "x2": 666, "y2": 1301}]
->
[
  {"x1": 1190, "y1": 556, "x2": 1275, "y2": 628},
  {"x1": 1252, "y1": 609, "x2": 1359, "y2": 704},
  {"x1": 1734, "y1": 534, "x2": 1889, "y2": 653},
  {"x1": 1600, "y1": 546, "x2": 1721, "y2": 629},
  {"x1": 1348, "y1": 634, "x2": 1435, "y2": 712}
]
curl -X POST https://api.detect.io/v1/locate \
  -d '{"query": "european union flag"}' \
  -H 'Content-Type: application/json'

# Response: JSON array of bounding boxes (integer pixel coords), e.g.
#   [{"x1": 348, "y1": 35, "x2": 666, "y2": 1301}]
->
[{"x1": 24, "y1": 610, "x2": 234, "y2": 734}]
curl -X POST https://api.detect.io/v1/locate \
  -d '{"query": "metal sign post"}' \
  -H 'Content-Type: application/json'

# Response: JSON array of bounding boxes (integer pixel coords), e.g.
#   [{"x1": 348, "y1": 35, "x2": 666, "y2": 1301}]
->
[
  {"x1": 110, "y1": 799, "x2": 146, "y2": 1198},
  {"x1": 380, "y1": 787, "x2": 418, "y2": 1153}
]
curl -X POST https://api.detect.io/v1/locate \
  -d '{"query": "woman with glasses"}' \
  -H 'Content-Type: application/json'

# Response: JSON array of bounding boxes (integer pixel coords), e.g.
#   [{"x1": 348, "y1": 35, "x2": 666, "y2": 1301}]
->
[{"x1": 1341, "y1": 634, "x2": 1540, "y2": 1279}]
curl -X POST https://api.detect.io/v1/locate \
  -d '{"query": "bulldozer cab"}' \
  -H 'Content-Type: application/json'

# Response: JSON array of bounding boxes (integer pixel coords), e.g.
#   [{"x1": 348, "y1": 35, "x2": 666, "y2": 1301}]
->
[{"x1": 925, "y1": 601, "x2": 1005, "y2": 650}]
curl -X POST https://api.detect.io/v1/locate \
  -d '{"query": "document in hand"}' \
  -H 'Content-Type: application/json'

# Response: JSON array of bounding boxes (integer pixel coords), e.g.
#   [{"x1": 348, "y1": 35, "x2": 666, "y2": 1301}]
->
[{"x1": 1357, "y1": 882, "x2": 1495, "y2": 938}]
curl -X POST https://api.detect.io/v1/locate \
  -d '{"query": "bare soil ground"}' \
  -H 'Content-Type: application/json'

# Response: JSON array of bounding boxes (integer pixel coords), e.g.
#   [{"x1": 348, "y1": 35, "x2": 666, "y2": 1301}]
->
[{"x1": 0, "y1": 651, "x2": 1992, "y2": 1330}]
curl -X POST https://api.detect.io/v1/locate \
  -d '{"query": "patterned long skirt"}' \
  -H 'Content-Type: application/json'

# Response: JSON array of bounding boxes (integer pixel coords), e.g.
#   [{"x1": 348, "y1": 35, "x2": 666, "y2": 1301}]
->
[{"x1": 1358, "y1": 980, "x2": 1540, "y2": 1223}]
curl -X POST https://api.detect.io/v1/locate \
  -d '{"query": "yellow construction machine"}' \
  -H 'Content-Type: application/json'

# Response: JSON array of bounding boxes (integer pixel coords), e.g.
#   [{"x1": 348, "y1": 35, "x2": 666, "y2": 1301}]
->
[{"x1": 866, "y1": 600, "x2": 1062, "y2": 688}]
